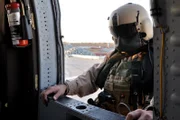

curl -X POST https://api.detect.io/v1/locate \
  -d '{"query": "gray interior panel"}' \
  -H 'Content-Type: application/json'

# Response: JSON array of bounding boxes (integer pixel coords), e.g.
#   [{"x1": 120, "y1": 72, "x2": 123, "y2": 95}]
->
[
  {"x1": 33, "y1": 0, "x2": 57, "y2": 89},
  {"x1": 153, "y1": 0, "x2": 180, "y2": 119}
]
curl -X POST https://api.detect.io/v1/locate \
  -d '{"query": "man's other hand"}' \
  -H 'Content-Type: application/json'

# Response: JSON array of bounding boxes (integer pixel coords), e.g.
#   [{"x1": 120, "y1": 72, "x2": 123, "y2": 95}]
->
[{"x1": 126, "y1": 109, "x2": 153, "y2": 120}]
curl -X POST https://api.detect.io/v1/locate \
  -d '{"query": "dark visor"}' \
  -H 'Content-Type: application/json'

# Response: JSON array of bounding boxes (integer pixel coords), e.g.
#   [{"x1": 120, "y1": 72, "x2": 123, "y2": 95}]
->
[{"x1": 109, "y1": 23, "x2": 138, "y2": 38}]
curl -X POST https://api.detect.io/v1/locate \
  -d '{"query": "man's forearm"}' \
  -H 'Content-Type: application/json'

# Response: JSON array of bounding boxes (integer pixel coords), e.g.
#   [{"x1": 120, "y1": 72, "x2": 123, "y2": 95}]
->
[{"x1": 65, "y1": 63, "x2": 105, "y2": 97}]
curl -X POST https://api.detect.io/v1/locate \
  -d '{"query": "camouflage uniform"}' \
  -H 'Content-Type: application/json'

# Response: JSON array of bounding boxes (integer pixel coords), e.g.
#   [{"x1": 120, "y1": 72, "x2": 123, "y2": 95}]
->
[
  {"x1": 66, "y1": 51, "x2": 153, "y2": 116},
  {"x1": 102, "y1": 52, "x2": 148, "y2": 115}
]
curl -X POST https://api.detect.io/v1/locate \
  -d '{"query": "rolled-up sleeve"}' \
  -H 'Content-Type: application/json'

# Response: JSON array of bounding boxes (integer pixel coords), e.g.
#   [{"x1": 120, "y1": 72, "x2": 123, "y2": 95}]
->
[{"x1": 65, "y1": 62, "x2": 105, "y2": 97}]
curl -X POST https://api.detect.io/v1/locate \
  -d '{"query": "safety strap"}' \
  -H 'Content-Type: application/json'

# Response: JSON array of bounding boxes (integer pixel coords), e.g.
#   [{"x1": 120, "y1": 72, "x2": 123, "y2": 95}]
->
[
  {"x1": 130, "y1": 60, "x2": 143, "y2": 110},
  {"x1": 129, "y1": 50, "x2": 154, "y2": 110}
]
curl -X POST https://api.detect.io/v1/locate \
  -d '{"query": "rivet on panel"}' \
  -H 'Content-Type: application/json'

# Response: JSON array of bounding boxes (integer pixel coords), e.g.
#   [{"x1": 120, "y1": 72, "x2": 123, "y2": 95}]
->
[
  {"x1": 155, "y1": 102, "x2": 159, "y2": 105},
  {"x1": 170, "y1": 34, "x2": 180, "y2": 46},
  {"x1": 165, "y1": 81, "x2": 168, "y2": 84},
  {"x1": 156, "y1": 80, "x2": 159, "y2": 83},
  {"x1": 156, "y1": 46, "x2": 159, "y2": 50},
  {"x1": 165, "y1": 47, "x2": 168, "y2": 50},
  {"x1": 157, "y1": 64, "x2": 159, "y2": 67},
  {"x1": 170, "y1": 63, "x2": 180, "y2": 76},
  {"x1": 155, "y1": 96, "x2": 159, "y2": 99},
  {"x1": 172, "y1": 78, "x2": 175, "y2": 81},
  {"x1": 165, "y1": 72, "x2": 168, "y2": 76},
  {"x1": 164, "y1": 110, "x2": 167, "y2": 114},
  {"x1": 171, "y1": 93, "x2": 180, "y2": 105},
  {"x1": 172, "y1": 49, "x2": 175, "y2": 52},
  {"x1": 156, "y1": 71, "x2": 159, "y2": 75},
  {"x1": 165, "y1": 103, "x2": 168, "y2": 107},
  {"x1": 166, "y1": 65, "x2": 169, "y2": 68},
  {"x1": 156, "y1": 88, "x2": 159, "y2": 91},
  {"x1": 172, "y1": 19, "x2": 174, "y2": 22},
  {"x1": 172, "y1": 89, "x2": 175, "y2": 92}
]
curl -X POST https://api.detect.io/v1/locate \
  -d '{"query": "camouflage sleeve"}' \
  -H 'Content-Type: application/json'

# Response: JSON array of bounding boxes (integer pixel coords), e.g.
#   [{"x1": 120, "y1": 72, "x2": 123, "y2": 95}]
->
[
  {"x1": 65, "y1": 62, "x2": 105, "y2": 97},
  {"x1": 145, "y1": 97, "x2": 154, "y2": 111}
]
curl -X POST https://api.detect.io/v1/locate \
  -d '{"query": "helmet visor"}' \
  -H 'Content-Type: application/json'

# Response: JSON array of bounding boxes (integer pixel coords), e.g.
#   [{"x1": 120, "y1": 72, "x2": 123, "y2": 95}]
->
[{"x1": 109, "y1": 23, "x2": 138, "y2": 38}]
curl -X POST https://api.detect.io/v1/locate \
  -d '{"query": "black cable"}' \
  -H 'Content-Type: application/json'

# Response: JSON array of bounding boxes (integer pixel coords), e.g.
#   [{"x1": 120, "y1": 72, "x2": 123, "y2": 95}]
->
[
  {"x1": 51, "y1": 0, "x2": 65, "y2": 84},
  {"x1": 148, "y1": 41, "x2": 153, "y2": 67},
  {"x1": 117, "y1": 102, "x2": 131, "y2": 114}
]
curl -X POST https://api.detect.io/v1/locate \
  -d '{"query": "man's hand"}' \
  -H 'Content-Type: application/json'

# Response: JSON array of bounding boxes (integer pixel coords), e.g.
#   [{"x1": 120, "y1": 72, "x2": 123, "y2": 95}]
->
[
  {"x1": 40, "y1": 84, "x2": 67, "y2": 104},
  {"x1": 125, "y1": 109, "x2": 153, "y2": 120}
]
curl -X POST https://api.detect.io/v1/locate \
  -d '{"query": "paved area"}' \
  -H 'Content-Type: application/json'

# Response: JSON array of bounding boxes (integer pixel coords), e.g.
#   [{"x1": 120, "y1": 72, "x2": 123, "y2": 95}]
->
[{"x1": 65, "y1": 57, "x2": 104, "y2": 103}]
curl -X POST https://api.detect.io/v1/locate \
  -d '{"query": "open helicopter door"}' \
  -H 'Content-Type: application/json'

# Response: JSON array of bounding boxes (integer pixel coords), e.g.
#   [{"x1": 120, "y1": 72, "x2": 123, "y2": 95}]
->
[
  {"x1": 0, "y1": 0, "x2": 125, "y2": 120},
  {"x1": 34, "y1": 0, "x2": 124, "y2": 119}
]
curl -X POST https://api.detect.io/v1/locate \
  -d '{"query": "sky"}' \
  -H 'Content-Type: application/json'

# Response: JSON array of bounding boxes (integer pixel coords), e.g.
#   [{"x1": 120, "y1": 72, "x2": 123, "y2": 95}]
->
[{"x1": 59, "y1": 0, "x2": 151, "y2": 43}]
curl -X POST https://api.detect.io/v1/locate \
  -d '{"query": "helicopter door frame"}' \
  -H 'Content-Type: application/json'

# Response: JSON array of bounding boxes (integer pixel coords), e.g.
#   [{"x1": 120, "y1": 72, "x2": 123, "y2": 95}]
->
[{"x1": 32, "y1": 0, "x2": 125, "y2": 120}]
